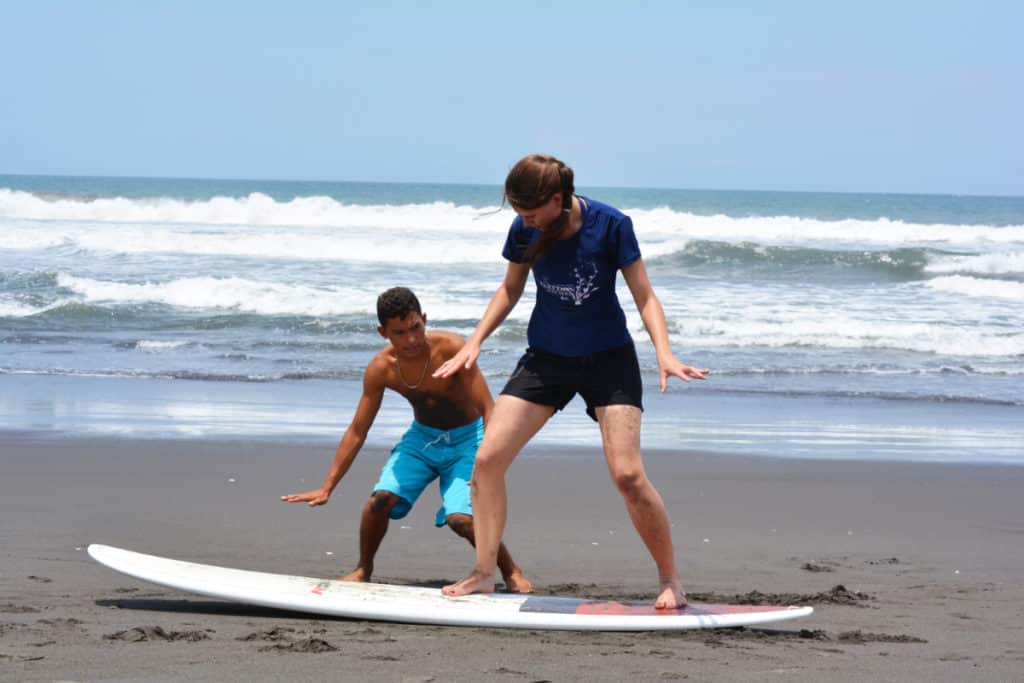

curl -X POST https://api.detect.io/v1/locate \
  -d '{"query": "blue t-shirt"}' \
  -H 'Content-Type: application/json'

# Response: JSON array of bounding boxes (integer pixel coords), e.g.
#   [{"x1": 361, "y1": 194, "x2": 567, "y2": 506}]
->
[{"x1": 502, "y1": 197, "x2": 641, "y2": 356}]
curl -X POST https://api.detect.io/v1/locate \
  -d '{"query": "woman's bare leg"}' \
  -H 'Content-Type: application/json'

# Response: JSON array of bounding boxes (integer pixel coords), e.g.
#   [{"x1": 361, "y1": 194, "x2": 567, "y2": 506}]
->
[
  {"x1": 442, "y1": 395, "x2": 554, "y2": 596},
  {"x1": 596, "y1": 404, "x2": 686, "y2": 609},
  {"x1": 444, "y1": 513, "x2": 534, "y2": 593}
]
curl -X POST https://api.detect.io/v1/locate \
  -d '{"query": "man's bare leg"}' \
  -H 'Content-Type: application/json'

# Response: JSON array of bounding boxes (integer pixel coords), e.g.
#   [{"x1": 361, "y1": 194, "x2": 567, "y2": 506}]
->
[
  {"x1": 341, "y1": 490, "x2": 400, "y2": 582},
  {"x1": 596, "y1": 405, "x2": 687, "y2": 609},
  {"x1": 442, "y1": 396, "x2": 553, "y2": 597},
  {"x1": 445, "y1": 513, "x2": 534, "y2": 594}
]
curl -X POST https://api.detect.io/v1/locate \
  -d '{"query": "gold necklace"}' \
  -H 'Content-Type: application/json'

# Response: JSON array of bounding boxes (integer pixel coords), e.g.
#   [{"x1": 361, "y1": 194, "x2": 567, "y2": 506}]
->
[{"x1": 397, "y1": 352, "x2": 430, "y2": 389}]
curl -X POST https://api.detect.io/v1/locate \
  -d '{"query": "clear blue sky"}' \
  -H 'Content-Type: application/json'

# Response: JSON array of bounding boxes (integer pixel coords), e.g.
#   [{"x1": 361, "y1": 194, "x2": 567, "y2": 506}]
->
[{"x1": 2, "y1": 1, "x2": 1021, "y2": 195}]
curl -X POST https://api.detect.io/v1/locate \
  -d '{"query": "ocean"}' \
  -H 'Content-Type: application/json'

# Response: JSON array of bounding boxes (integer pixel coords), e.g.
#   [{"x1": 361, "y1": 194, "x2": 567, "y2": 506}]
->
[{"x1": 1, "y1": 175, "x2": 1022, "y2": 463}]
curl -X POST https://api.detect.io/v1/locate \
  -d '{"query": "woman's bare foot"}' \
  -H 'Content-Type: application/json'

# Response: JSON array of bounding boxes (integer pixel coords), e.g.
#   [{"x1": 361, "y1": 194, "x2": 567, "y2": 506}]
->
[
  {"x1": 340, "y1": 566, "x2": 371, "y2": 582},
  {"x1": 442, "y1": 569, "x2": 495, "y2": 597},
  {"x1": 501, "y1": 568, "x2": 534, "y2": 594},
  {"x1": 655, "y1": 577, "x2": 687, "y2": 610}
]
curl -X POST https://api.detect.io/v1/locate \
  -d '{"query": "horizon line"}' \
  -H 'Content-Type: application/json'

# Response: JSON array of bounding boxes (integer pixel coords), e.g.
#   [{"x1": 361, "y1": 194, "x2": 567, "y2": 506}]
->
[{"x1": 0, "y1": 171, "x2": 1021, "y2": 201}]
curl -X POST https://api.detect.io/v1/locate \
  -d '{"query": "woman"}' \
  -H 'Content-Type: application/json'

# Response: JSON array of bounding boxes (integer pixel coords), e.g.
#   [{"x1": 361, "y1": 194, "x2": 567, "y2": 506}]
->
[{"x1": 434, "y1": 154, "x2": 707, "y2": 608}]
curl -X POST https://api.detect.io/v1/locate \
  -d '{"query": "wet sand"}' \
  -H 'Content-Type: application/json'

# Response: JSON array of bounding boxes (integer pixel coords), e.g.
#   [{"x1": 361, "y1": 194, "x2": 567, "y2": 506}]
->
[{"x1": 2, "y1": 433, "x2": 1022, "y2": 682}]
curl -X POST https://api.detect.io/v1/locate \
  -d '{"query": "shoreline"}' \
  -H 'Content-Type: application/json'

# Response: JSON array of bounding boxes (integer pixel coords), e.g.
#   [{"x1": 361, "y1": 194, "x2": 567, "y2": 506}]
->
[
  {"x1": 4, "y1": 372, "x2": 1022, "y2": 465},
  {"x1": 6, "y1": 426, "x2": 1024, "y2": 469},
  {"x1": 3, "y1": 433, "x2": 1023, "y2": 681}
]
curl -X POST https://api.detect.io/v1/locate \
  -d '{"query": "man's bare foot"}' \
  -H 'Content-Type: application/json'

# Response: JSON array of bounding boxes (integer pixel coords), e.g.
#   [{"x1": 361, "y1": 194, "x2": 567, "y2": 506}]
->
[
  {"x1": 501, "y1": 568, "x2": 534, "y2": 594},
  {"x1": 339, "y1": 566, "x2": 371, "y2": 582},
  {"x1": 442, "y1": 569, "x2": 495, "y2": 597},
  {"x1": 655, "y1": 577, "x2": 687, "y2": 610}
]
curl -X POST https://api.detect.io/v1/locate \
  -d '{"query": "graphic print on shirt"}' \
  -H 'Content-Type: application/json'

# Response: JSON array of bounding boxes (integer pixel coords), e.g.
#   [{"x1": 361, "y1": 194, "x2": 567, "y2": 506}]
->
[{"x1": 537, "y1": 261, "x2": 600, "y2": 306}]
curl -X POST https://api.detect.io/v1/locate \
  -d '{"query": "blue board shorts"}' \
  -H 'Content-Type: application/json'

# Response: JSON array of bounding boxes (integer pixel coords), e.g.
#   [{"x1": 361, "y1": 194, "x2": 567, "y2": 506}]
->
[{"x1": 374, "y1": 417, "x2": 482, "y2": 527}]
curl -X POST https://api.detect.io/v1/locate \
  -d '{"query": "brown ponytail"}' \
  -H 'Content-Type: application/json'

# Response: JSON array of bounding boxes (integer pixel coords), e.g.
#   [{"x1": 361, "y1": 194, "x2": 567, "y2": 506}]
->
[{"x1": 504, "y1": 154, "x2": 575, "y2": 263}]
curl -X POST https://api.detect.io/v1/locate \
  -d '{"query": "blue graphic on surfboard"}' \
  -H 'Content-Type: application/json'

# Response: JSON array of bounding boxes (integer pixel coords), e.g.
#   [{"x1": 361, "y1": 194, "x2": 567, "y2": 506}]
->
[{"x1": 88, "y1": 545, "x2": 813, "y2": 631}]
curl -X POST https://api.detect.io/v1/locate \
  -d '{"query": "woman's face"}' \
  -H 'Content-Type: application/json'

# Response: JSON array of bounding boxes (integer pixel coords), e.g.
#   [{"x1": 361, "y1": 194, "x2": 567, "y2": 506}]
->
[{"x1": 513, "y1": 193, "x2": 563, "y2": 231}]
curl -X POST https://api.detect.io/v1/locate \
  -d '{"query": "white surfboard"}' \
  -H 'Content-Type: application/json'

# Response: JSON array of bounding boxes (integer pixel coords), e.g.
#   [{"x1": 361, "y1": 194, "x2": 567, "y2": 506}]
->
[{"x1": 88, "y1": 544, "x2": 813, "y2": 631}]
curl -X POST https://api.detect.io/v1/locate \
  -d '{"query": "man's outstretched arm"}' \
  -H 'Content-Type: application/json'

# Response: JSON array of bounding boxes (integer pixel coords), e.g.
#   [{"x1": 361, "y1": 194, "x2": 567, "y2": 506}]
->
[{"x1": 281, "y1": 363, "x2": 386, "y2": 506}]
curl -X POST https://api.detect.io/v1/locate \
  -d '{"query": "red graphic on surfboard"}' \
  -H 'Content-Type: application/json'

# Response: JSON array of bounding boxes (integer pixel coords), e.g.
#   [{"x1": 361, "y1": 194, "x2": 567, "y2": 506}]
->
[{"x1": 521, "y1": 597, "x2": 798, "y2": 617}]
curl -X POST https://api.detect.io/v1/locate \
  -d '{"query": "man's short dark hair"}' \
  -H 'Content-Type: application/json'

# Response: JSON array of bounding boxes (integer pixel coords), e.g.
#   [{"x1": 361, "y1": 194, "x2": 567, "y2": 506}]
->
[{"x1": 377, "y1": 287, "x2": 422, "y2": 326}]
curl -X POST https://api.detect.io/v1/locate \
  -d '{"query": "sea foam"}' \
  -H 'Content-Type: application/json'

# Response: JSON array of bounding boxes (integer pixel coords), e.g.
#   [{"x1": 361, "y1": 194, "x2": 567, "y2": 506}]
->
[
  {"x1": 663, "y1": 314, "x2": 1024, "y2": 357},
  {"x1": 3, "y1": 189, "x2": 1023, "y2": 260},
  {"x1": 53, "y1": 273, "x2": 517, "y2": 321},
  {"x1": 925, "y1": 252, "x2": 1024, "y2": 277},
  {"x1": 925, "y1": 275, "x2": 1024, "y2": 301}
]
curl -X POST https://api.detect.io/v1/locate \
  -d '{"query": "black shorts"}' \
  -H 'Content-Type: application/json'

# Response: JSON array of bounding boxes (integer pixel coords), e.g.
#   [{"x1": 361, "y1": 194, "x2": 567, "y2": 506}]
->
[{"x1": 500, "y1": 342, "x2": 643, "y2": 422}]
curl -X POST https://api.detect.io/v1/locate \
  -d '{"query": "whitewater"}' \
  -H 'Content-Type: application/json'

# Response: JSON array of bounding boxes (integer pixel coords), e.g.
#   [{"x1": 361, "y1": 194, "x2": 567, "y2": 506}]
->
[{"x1": 2, "y1": 176, "x2": 1022, "y2": 462}]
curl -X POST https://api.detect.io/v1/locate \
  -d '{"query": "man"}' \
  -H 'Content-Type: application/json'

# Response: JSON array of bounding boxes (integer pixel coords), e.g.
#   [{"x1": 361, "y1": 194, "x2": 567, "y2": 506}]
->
[{"x1": 282, "y1": 287, "x2": 532, "y2": 592}]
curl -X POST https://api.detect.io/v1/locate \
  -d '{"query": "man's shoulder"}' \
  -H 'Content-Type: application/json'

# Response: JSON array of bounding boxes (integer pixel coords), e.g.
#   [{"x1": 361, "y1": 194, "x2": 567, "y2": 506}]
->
[
  {"x1": 365, "y1": 346, "x2": 395, "y2": 380},
  {"x1": 429, "y1": 330, "x2": 466, "y2": 353}
]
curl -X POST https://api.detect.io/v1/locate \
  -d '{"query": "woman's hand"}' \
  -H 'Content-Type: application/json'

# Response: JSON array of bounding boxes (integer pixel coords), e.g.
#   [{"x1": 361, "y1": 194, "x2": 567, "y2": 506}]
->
[
  {"x1": 433, "y1": 341, "x2": 481, "y2": 378},
  {"x1": 657, "y1": 353, "x2": 709, "y2": 392}
]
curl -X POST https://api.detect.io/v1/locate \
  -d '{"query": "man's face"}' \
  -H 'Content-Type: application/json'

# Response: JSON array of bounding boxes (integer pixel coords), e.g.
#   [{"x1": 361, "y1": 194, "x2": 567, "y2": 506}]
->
[
  {"x1": 513, "y1": 193, "x2": 563, "y2": 231},
  {"x1": 378, "y1": 311, "x2": 428, "y2": 358}
]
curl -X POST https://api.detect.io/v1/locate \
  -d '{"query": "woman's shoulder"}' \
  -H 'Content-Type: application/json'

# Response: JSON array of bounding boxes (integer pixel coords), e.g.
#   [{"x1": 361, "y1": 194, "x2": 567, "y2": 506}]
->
[
  {"x1": 581, "y1": 197, "x2": 632, "y2": 237},
  {"x1": 507, "y1": 213, "x2": 536, "y2": 235},
  {"x1": 582, "y1": 196, "x2": 628, "y2": 222}
]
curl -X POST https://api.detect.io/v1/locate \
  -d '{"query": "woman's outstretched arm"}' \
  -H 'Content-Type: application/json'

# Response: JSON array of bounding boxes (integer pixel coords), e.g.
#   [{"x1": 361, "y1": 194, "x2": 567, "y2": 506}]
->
[
  {"x1": 433, "y1": 261, "x2": 531, "y2": 377},
  {"x1": 622, "y1": 259, "x2": 710, "y2": 392}
]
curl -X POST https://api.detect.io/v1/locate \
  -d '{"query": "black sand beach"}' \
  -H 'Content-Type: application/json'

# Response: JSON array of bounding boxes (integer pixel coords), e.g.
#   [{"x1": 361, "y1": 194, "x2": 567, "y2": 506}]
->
[{"x1": 2, "y1": 433, "x2": 1022, "y2": 682}]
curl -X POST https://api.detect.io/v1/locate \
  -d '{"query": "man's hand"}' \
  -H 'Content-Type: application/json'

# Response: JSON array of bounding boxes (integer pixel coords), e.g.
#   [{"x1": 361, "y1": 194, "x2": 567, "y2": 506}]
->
[{"x1": 280, "y1": 488, "x2": 330, "y2": 507}]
